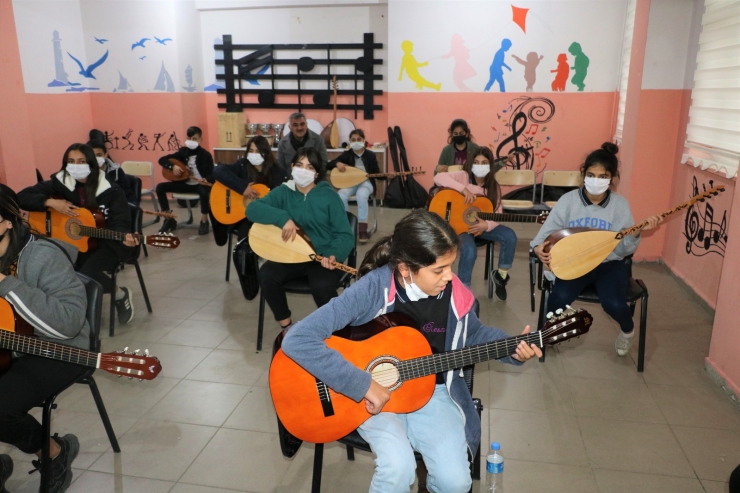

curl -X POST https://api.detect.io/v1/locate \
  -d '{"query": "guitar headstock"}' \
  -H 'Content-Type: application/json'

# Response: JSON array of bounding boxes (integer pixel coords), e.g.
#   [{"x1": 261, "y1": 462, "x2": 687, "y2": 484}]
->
[
  {"x1": 540, "y1": 306, "x2": 592, "y2": 346},
  {"x1": 145, "y1": 233, "x2": 181, "y2": 249},
  {"x1": 100, "y1": 348, "x2": 162, "y2": 381},
  {"x1": 537, "y1": 211, "x2": 550, "y2": 224}
]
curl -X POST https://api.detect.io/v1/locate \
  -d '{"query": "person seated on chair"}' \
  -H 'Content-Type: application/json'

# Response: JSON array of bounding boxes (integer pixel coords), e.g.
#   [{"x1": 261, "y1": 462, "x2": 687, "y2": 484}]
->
[
  {"x1": 281, "y1": 210, "x2": 542, "y2": 493},
  {"x1": 86, "y1": 140, "x2": 136, "y2": 206},
  {"x1": 531, "y1": 142, "x2": 663, "y2": 357},
  {"x1": 276, "y1": 112, "x2": 329, "y2": 172},
  {"x1": 435, "y1": 119, "x2": 480, "y2": 175},
  {"x1": 17, "y1": 143, "x2": 139, "y2": 325},
  {"x1": 213, "y1": 135, "x2": 289, "y2": 243},
  {"x1": 328, "y1": 129, "x2": 390, "y2": 244},
  {"x1": 433, "y1": 147, "x2": 517, "y2": 300},
  {"x1": 156, "y1": 126, "x2": 214, "y2": 235},
  {"x1": 0, "y1": 183, "x2": 90, "y2": 493},
  {"x1": 247, "y1": 147, "x2": 354, "y2": 332}
]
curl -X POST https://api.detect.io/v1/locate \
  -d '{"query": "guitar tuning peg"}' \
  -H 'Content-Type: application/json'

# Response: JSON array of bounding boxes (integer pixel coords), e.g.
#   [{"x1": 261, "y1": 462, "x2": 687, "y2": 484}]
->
[
  {"x1": 138, "y1": 379, "x2": 143, "y2": 382},
  {"x1": 145, "y1": 349, "x2": 150, "y2": 356},
  {"x1": 128, "y1": 377, "x2": 133, "y2": 380},
  {"x1": 134, "y1": 349, "x2": 141, "y2": 355},
  {"x1": 123, "y1": 346, "x2": 129, "y2": 353},
  {"x1": 546, "y1": 312, "x2": 554, "y2": 319},
  {"x1": 117, "y1": 375, "x2": 122, "y2": 378},
  {"x1": 555, "y1": 309, "x2": 563, "y2": 315}
]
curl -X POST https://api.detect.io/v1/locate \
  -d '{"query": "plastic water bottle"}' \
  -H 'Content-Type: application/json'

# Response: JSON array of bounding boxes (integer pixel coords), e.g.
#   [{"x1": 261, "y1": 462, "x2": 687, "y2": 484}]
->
[{"x1": 485, "y1": 441, "x2": 504, "y2": 492}]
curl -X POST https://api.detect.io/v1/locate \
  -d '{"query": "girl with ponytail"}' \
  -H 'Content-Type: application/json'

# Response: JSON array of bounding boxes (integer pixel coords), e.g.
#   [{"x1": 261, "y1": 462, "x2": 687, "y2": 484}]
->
[{"x1": 282, "y1": 209, "x2": 541, "y2": 493}]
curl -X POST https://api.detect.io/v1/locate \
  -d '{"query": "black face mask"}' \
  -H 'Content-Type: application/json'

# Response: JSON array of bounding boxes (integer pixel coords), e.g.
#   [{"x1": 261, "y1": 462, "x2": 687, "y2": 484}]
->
[{"x1": 452, "y1": 135, "x2": 467, "y2": 146}]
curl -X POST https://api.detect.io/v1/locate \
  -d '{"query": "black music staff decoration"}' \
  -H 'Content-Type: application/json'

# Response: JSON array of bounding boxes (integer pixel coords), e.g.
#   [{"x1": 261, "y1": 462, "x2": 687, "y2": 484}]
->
[{"x1": 215, "y1": 33, "x2": 384, "y2": 119}]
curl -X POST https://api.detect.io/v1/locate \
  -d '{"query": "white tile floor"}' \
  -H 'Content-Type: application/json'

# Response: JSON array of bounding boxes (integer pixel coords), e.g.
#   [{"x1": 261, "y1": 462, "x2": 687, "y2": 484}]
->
[{"x1": 3, "y1": 205, "x2": 738, "y2": 492}]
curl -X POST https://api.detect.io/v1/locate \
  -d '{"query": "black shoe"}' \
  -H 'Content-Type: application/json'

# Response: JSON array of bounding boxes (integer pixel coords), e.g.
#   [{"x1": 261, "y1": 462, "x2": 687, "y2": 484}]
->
[
  {"x1": 158, "y1": 216, "x2": 177, "y2": 233},
  {"x1": 32, "y1": 434, "x2": 79, "y2": 493},
  {"x1": 0, "y1": 454, "x2": 12, "y2": 493},
  {"x1": 198, "y1": 220, "x2": 210, "y2": 235},
  {"x1": 115, "y1": 286, "x2": 135, "y2": 324},
  {"x1": 492, "y1": 270, "x2": 509, "y2": 301}
]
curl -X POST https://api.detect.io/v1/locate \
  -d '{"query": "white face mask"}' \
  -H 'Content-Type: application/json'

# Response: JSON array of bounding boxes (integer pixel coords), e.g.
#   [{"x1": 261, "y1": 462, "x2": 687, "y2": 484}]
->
[
  {"x1": 66, "y1": 164, "x2": 91, "y2": 181},
  {"x1": 247, "y1": 153, "x2": 265, "y2": 166},
  {"x1": 185, "y1": 139, "x2": 199, "y2": 150},
  {"x1": 471, "y1": 164, "x2": 490, "y2": 178},
  {"x1": 584, "y1": 176, "x2": 611, "y2": 195},
  {"x1": 402, "y1": 271, "x2": 429, "y2": 301},
  {"x1": 292, "y1": 167, "x2": 316, "y2": 188},
  {"x1": 96, "y1": 156, "x2": 107, "y2": 168},
  {"x1": 349, "y1": 141, "x2": 365, "y2": 151}
]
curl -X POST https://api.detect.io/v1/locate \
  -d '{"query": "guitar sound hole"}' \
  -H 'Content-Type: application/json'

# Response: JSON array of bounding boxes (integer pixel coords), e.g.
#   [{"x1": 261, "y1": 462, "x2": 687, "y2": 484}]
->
[
  {"x1": 463, "y1": 207, "x2": 480, "y2": 226},
  {"x1": 367, "y1": 356, "x2": 401, "y2": 391},
  {"x1": 65, "y1": 219, "x2": 82, "y2": 239}
]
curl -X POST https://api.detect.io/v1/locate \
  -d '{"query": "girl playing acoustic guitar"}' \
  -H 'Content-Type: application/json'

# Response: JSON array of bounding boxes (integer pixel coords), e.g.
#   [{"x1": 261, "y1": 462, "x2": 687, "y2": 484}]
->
[
  {"x1": 281, "y1": 210, "x2": 541, "y2": 493},
  {"x1": 0, "y1": 184, "x2": 87, "y2": 493},
  {"x1": 433, "y1": 147, "x2": 518, "y2": 300}
]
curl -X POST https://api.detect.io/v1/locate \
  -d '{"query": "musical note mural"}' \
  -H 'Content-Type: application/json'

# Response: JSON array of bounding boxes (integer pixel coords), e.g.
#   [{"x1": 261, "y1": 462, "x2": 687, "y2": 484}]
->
[
  {"x1": 684, "y1": 177, "x2": 729, "y2": 258},
  {"x1": 214, "y1": 33, "x2": 384, "y2": 119},
  {"x1": 493, "y1": 96, "x2": 555, "y2": 173}
]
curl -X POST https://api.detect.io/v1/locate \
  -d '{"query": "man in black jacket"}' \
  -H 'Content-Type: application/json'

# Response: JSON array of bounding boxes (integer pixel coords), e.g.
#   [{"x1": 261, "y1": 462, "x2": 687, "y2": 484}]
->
[{"x1": 156, "y1": 126, "x2": 214, "y2": 235}]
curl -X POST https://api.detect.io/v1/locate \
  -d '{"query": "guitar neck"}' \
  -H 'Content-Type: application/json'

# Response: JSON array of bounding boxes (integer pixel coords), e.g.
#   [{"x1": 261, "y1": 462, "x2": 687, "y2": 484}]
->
[
  {"x1": 0, "y1": 330, "x2": 98, "y2": 368},
  {"x1": 367, "y1": 171, "x2": 424, "y2": 178},
  {"x1": 311, "y1": 254, "x2": 358, "y2": 277},
  {"x1": 78, "y1": 226, "x2": 143, "y2": 243},
  {"x1": 477, "y1": 212, "x2": 540, "y2": 223}
]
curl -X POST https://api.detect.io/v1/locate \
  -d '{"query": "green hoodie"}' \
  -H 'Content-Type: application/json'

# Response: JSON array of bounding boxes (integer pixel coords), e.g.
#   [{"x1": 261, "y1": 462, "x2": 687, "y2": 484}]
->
[{"x1": 246, "y1": 180, "x2": 355, "y2": 262}]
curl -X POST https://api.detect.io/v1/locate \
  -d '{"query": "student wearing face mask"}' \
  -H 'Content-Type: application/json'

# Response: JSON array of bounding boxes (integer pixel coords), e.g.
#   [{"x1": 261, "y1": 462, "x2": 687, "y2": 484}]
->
[
  {"x1": 246, "y1": 148, "x2": 354, "y2": 332},
  {"x1": 435, "y1": 119, "x2": 480, "y2": 174},
  {"x1": 86, "y1": 140, "x2": 136, "y2": 206},
  {"x1": 17, "y1": 144, "x2": 139, "y2": 325},
  {"x1": 434, "y1": 147, "x2": 518, "y2": 300},
  {"x1": 156, "y1": 126, "x2": 214, "y2": 235},
  {"x1": 531, "y1": 142, "x2": 663, "y2": 356},
  {"x1": 328, "y1": 129, "x2": 386, "y2": 243}
]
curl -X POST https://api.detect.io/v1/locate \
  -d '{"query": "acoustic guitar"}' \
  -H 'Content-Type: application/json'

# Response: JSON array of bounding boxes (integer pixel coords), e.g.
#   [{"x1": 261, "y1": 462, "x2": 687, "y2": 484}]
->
[
  {"x1": 545, "y1": 184, "x2": 725, "y2": 280},
  {"x1": 270, "y1": 307, "x2": 592, "y2": 443},
  {"x1": 330, "y1": 167, "x2": 425, "y2": 190},
  {"x1": 428, "y1": 188, "x2": 548, "y2": 235},
  {"x1": 211, "y1": 182, "x2": 269, "y2": 225},
  {"x1": 28, "y1": 208, "x2": 180, "y2": 253},
  {"x1": 0, "y1": 298, "x2": 161, "y2": 380},
  {"x1": 248, "y1": 223, "x2": 357, "y2": 277},
  {"x1": 161, "y1": 158, "x2": 211, "y2": 187}
]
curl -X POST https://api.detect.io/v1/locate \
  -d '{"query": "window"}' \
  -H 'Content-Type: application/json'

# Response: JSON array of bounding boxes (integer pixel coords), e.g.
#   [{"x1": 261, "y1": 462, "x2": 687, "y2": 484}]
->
[
  {"x1": 682, "y1": 0, "x2": 740, "y2": 179},
  {"x1": 614, "y1": 0, "x2": 637, "y2": 144}
]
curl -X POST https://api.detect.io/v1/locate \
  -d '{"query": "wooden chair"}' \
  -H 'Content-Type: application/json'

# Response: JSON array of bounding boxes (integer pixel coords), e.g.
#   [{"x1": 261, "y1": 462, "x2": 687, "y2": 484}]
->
[
  {"x1": 496, "y1": 169, "x2": 536, "y2": 210},
  {"x1": 540, "y1": 171, "x2": 582, "y2": 208}
]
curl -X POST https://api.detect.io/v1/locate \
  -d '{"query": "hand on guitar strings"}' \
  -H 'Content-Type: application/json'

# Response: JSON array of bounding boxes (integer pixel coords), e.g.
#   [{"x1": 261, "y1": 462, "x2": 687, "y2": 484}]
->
[
  {"x1": 511, "y1": 326, "x2": 543, "y2": 362},
  {"x1": 533, "y1": 241, "x2": 551, "y2": 268},
  {"x1": 282, "y1": 219, "x2": 298, "y2": 242},
  {"x1": 633, "y1": 214, "x2": 663, "y2": 237},
  {"x1": 172, "y1": 166, "x2": 183, "y2": 177},
  {"x1": 468, "y1": 218, "x2": 488, "y2": 236},
  {"x1": 336, "y1": 163, "x2": 347, "y2": 173},
  {"x1": 320, "y1": 255, "x2": 337, "y2": 270},
  {"x1": 364, "y1": 379, "x2": 391, "y2": 415},
  {"x1": 461, "y1": 187, "x2": 476, "y2": 205},
  {"x1": 122, "y1": 233, "x2": 139, "y2": 248},
  {"x1": 243, "y1": 185, "x2": 260, "y2": 199},
  {"x1": 46, "y1": 198, "x2": 79, "y2": 217}
]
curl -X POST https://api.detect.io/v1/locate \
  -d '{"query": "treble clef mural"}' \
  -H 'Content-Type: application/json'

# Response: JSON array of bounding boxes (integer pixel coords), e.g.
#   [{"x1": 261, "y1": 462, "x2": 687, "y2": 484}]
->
[
  {"x1": 684, "y1": 177, "x2": 728, "y2": 257},
  {"x1": 495, "y1": 96, "x2": 555, "y2": 171}
]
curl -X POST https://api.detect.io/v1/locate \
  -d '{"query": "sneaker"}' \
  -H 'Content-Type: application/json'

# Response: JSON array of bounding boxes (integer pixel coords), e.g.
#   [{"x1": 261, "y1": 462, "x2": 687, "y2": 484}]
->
[
  {"x1": 0, "y1": 454, "x2": 12, "y2": 493},
  {"x1": 115, "y1": 286, "x2": 135, "y2": 325},
  {"x1": 158, "y1": 216, "x2": 177, "y2": 233},
  {"x1": 492, "y1": 270, "x2": 509, "y2": 301},
  {"x1": 615, "y1": 331, "x2": 634, "y2": 356},
  {"x1": 31, "y1": 434, "x2": 79, "y2": 493},
  {"x1": 198, "y1": 220, "x2": 210, "y2": 235},
  {"x1": 358, "y1": 222, "x2": 369, "y2": 244}
]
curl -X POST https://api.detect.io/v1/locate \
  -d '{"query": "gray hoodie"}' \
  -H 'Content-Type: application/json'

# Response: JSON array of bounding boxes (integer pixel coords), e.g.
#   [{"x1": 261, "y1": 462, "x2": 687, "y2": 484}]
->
[{"x1": 0, "y1": 236, "x2": 90, "y2": 350}]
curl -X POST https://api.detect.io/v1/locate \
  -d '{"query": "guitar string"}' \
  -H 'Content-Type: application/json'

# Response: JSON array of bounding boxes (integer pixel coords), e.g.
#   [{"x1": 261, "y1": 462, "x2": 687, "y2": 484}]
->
[{"x1": 0, "y1": 330, "x2": 97, "y2": 365}]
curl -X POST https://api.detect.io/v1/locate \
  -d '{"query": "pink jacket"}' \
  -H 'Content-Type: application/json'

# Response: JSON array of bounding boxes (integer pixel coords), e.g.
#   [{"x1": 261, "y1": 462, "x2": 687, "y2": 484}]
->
[{"x1": 434, "y1": 171, "x2": 501, "y2": 232}]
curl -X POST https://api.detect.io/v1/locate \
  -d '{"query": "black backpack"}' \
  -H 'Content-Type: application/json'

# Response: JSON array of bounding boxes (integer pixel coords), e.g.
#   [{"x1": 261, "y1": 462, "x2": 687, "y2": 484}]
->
[
  {"x1": 394, "y1": 126, "x2": 428, "y2": 209},
  {"x1": 383, "y1": 126, "x2": 409, "y2": 208}
]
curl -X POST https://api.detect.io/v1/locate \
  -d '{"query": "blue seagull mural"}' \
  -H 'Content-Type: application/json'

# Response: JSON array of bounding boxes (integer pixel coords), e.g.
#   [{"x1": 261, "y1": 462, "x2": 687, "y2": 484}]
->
[
  {"x1": 94, "y1": 37, "x2": 108, "y2": 44},
  {"x1": 131, "y1": 38, "x2": 150, "y2": 50},
  {"x1": 139, "y1": 56, "x2": 146, "y2": 60},
  {"x1": 154, "y1": 36, "x2": 172, "y2": 45},
  {"x1": 67, "y1": 50, "x2": 108, "y2": 79}
]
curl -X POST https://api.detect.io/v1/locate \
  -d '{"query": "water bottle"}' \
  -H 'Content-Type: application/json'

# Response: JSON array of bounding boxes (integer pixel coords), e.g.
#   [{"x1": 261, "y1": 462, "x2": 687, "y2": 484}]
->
[{"x1": 485, "y1": 441, "x2": 504, "y2": 492}]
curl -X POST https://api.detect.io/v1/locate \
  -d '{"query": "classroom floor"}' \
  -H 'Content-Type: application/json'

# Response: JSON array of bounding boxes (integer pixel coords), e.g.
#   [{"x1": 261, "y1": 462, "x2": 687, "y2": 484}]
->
[{"x1": 3, "y1": 205, "x2": 738, "y2": 493}]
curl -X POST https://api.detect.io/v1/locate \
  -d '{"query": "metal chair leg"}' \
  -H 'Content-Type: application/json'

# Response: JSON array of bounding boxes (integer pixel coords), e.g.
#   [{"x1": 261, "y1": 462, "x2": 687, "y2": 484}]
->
[
  {"x1": 257, "y1": 292, "x2": 266, "y2": 352},
  {"x1": 311, "y1": 443, "x2": 324, "y2": 493},
  {"x1": 637, "y1": 282, "x2": 649, "y2": 372},
  {"x1": 225, "y1": 227, "x2": 233, "y2": 282},
  {"x1": 487, "y1": 243, "x2": 495, "y2": 299},
  {"x1": 86, "y1": 377, "x2": 120, "y2": 452},
  {"x1": 345, "y1": 445, "x2": 355, "y2": 461},
  {"x1": 109, "y1": 268, "x2": 119, "y2": 337},
  {"x1": 134, "y1": 261, "x2": 152, "y2": 313},
  {"x1": 39, "y1": 397, "x2": 55, "y2": 493}
]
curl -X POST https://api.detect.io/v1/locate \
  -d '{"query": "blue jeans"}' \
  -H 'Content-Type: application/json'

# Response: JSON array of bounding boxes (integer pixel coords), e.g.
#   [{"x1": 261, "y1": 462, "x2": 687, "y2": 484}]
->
[
  {"x1": 358, "y1": 384, "x2": 472, "y2": 493},
  {"x1": 338, "y1": 180, "x2": 373, "y2": 222},
  {"x1": 457, "y1": 226, "x2": 517, "y2": 287}
]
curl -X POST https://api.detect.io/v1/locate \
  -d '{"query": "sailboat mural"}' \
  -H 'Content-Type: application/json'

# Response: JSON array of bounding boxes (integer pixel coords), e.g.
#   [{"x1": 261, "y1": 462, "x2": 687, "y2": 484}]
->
[
  {"x1": 182, "y1": 65, "x2": 196, "y2": 92},
  {"x1": 114, "y1": 71, "x2": 134, "y2": 92},
  {"x1": 153, "y1": 62, "x2": 175, "y2": 92}
]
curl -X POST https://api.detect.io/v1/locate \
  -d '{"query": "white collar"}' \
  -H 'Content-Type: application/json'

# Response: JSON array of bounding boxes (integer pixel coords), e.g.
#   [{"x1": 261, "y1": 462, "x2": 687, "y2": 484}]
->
[{"x1": 55, "y1": 170, "x2": 112, "y2": 196}]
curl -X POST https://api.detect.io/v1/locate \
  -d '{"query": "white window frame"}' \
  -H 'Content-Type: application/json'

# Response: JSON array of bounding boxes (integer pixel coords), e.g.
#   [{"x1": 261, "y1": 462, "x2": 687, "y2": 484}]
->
[{"x1": 614, "y1": 0, "x2": 637, "y2": 145}]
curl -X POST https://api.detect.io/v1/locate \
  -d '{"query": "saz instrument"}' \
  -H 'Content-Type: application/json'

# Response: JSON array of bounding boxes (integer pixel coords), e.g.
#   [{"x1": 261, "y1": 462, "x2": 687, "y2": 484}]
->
[
  {"x1": 428, "y1": 188, "x2": 548, "y2": 235},
  {"x1": 270, "y1": 308, "x2": 592, "y2": 443},
  {"x1": 0, "y1": 299, "x2": 162, "y2": 381},
  {"x1": 28, "y1": 208, "x2": 180, "y2": 253},
  {"x1": 545, "y1": 184, "x2": 726, "y2": 280},
  {"x1": 211, "y1": 182, "x2": 269, "y2": 225},
  {"x1": 248, "y1": 223, "x2": 357, "y2": 277},
  {"x1": 330, "y1": 167, "x2": 425, "y2": 189},
  {"x1": 320, "y1": 76, "x2": 357, "y2": 149},
  {"x1": 142, "y1": 210, "x2": 177, "y2": 220},
  {"x1": 161, "y1": 158, "x2": 212, "y2": 187}
]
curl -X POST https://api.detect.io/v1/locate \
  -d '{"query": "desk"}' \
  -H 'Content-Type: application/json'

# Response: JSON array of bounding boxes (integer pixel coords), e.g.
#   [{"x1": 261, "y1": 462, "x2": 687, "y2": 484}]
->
[{"x1": 213, "y1": 147, "x2": 389, "y2": 201}]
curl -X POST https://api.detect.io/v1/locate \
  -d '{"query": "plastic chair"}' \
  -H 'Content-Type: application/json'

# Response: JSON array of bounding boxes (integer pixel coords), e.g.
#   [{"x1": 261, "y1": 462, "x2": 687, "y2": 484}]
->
[
  {"x1": 496, "y1": 169, "x2": 536, "y2": 210},
  {"x1": 255, "y1": 212, "x2": 358, "y2": 352},
  {"x1": 38, "y1": 274, "x2": 120, "y2": 492},
  {"x1": 171, "y1": 193, "x2": 200, "y2": 228},
  {"x1": 121, "y1": 161, "x2": 159, "y2": 226},
  {"x1": 540, "y1": 171, "x2": 582, "y2": 208}
]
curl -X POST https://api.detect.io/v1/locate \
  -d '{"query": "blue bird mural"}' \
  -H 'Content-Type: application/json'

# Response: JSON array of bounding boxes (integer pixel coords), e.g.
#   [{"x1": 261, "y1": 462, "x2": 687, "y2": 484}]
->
[
  {"x1": 67, "y1": 50, "x2": 108, "y2": 79},
  {"x1": 139, "y1": 56, "x2": 146, "y2": 60},
  {"x1": 245, "y1": 64, "x2": 270, "y2": 85},
  {"x1": 94, "y1": 37, "x2": 108, "y2": 44},
  {"x1": 154, "y1": 36, "x2": 172, "y2": 45},
  {"x1": 131, "y1": 38, "x2": 150, "y2": 50}
]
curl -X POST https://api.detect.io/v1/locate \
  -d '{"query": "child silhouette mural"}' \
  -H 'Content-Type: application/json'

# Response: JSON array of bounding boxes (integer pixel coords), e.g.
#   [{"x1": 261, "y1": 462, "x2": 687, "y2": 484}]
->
[
  {"x1": 551, "y1": 53, "x2": 569, "y2": 91},
  {"x1": 442, "y1": 34, "x2": 476, "y2": 92},
  {"x1": 399, "y1": 40, "x2": 441, "y2": 91},
  {"x1": 485, "y1": 39, "x2": 512, "y2": 92},
  {"x1": 512, "y1": 52, "x2": 544, "y2": 92},
  {"x1": 568, "y1": 42, "x2": 590, "y2": 91}
]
